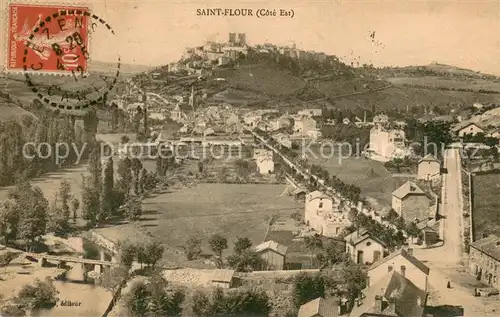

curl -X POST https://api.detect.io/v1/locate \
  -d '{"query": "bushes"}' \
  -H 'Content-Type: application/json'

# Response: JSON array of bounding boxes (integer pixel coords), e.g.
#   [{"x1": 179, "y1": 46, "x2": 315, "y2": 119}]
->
[
  {"x1": 15, "y1": 277, "x2": 59, "y2": 310},
  {"x1": 192, "y1": 288, "x2": 271, "y2": 317}
]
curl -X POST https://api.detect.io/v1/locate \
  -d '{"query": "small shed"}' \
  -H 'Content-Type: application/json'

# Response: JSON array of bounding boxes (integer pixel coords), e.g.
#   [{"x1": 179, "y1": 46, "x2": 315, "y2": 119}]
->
[
  {"x1": 210, "y1": 269, "x2": 235, "y2": 288},
  {"x1": 255, "y1": 240, "x2": 288, "y2": 270}
]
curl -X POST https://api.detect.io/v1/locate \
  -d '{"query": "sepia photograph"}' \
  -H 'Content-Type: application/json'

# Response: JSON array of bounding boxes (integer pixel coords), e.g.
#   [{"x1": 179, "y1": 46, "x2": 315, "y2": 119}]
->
[{"x1": 0, "y1": 0, "x2": 500, "y2": 316}]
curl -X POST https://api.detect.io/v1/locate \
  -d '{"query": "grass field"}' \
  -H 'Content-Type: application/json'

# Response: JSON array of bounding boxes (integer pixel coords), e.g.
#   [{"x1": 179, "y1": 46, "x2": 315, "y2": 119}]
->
[
  {"x1": 217, "y1": 64, "x2": 306, "y2": 96},
  {"x1": 472, "y1": 173, "x2": 500, "y2": 240},
  {"x1": 306, "y1": 146, "x2": 407, "y2": 206},
  {"x1": 95, "y1": 183, "x2": 302, "y2": 264},
  {"x1": 387, "y1": 76, "x2": 500, "y2": 92}
]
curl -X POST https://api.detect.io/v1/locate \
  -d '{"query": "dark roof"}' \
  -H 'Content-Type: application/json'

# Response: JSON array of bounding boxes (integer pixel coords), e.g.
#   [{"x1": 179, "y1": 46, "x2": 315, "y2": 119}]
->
[
  {"x1": 350, "y1": 271, "x2": 427, "y2": 317},
  {"x1": 451, "y1": 121, "x2": 484, "y2": 132},
  {"x1": 470, "y1": 235, "x2": 500, "y2": 261},
  {"x1": 418, "y1": 154, "x2": 440, "y2": 164},
  {"x1": 369, "y1": 249, "x2": 430, "y2": 276},
  {"x1": 344, "y1": 228, "x2": 388, "y2": 248},
  {"x1": 298, "y1": 297, "x2": 339, "y2": 317},
  {"x1": 391, "y1": 181, "x2": 427, "y2": 200}
]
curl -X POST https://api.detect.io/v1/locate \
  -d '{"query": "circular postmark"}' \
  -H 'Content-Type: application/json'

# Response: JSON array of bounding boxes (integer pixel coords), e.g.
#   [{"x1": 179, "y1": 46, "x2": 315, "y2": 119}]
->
[{"x1": 21, "y1": 7, "x2": 121, "y2": 114}]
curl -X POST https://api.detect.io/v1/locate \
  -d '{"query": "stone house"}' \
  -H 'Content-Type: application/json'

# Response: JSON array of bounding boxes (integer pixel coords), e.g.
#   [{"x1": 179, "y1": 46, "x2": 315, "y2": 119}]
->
[
  {"x1": 469, "y1": 235, "x2": 500, "y2": 288},
  {"x1": 451, "y1": 122, "x2": 485, "y2": 137},
  {"x1": 344, "y1": 228, "x2": 387, "y2": 265},
  {"x1": 368, "y1": 248, "x2": 429, "y2": 292},
  {"x1": 254, "y1": 240, "x2": 287, "y2": 270},
  {"x1": 350, "y1": 270, "x2": 427, "y2": 317},
  {"x1": 391, "y1": 181, "x2": 431, "y2": 222},
  {"x1": 417, "y1": 154, "x2": 441, "y2": 181}
]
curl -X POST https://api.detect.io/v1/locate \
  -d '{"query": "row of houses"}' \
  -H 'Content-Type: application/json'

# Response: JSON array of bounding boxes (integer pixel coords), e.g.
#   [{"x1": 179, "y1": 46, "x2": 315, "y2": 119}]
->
[{"x1": 297, "y1": 248, "x2": 430, "y2": 317}]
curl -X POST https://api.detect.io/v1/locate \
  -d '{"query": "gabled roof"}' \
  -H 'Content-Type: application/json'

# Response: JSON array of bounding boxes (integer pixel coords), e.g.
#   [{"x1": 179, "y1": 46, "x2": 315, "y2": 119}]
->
[
  {"x1": 470, "y1": 235, "x2": 500, "y2": 261},
  {"x1": 297, "y1": 297, "x2": 339, "y2": 317},
  {"x1": 451, "y1": 121, "x2": 484, "y2": 132},
  {"x1": 210, "y1": 269, "x2": 235, "y2": 283},
  {"x1": 350, "y1": 271, "x2": 427, "y2": 317},
  {"x1": 418, "y1": 154, "x2": 440, "y2": 164},
  {"x1": 344, "y1": 228, "x2": 388, "y2": 248},
  {"x1": 307, "y1": 190, "x2": 331, "y2": 202},
  {"x1": 255, "y1": 240, "x2": 288, "y2": 256},
  {"x1": 391, "y1": 181, "x2": 427, "y2": 200},
  {"x1": 369, "y1": 249, "x2": 430, "y2": 276}
]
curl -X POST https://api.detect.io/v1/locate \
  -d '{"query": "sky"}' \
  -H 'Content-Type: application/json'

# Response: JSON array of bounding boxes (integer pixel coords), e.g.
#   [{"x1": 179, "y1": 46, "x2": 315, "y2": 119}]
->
[{"x1": 2, "y1": 0, "x2": 500, "y2": 74}]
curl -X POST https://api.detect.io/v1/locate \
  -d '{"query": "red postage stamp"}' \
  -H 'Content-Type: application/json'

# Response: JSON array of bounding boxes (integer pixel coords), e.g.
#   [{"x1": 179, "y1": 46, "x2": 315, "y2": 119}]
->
[{"x1": 6, "y1": 3, "x2": 90, "y2": 74}]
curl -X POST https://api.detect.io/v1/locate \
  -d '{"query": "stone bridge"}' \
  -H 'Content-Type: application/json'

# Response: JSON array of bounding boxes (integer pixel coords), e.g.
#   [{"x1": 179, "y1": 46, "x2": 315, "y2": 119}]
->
[{"x1": 25, "y1": 252, "x2": 117, "y2": 276}]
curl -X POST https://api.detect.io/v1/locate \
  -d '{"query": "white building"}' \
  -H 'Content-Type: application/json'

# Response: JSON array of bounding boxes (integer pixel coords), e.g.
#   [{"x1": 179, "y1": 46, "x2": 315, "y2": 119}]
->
[
  {"x1": 417, "y1": 154, "x2": 441, "y2": 181},
  {"x1": 368, "y1": 248, "x2": 429, "y2": 292},
  {"x1": 294, "y1": 118, "x2": 317, "y2": 134},
  {"x1": 304, "y1": 191, "x2": 350, "y2": 237},
  {"x1": 256, "y1": 153, "x2": 274, "y2": 174},
  {"x1": 297, "y1": 108, "x2": 322, "y2": 117},
  {"x1": 344, "y1": 228, "x2": 387, "y2": 265},
  {"x1": 369, "y1": 126, "x2": 407, "y2": 160}
]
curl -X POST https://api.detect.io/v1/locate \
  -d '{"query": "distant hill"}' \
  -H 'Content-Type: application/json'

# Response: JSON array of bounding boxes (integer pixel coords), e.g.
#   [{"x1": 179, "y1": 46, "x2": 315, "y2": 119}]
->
[
  {"x1": 381, "y1": 62, "x2": 498, "y2": 80},
  {"x1": 88, "y1": 60, "x2": 154, "y2": 74}
]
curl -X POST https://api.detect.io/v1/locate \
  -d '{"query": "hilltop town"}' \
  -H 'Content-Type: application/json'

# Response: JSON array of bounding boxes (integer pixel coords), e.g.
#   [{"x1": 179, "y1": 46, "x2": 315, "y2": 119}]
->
[{"x1": 1, "y1": 31, "x2": 500, "y2": 317}]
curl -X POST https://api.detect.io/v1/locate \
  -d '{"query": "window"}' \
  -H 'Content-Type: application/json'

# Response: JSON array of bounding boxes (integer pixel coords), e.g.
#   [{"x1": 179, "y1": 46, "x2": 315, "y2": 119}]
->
[
  {"x1": 388, "y1": 265, "x2": 393, "y2": 272},
  {"x1": 366, "y1": 241, "x2": 372, "y2": 246},
  {"x1": 319, "y1": 199, "x2": 323, "y2": 208}
]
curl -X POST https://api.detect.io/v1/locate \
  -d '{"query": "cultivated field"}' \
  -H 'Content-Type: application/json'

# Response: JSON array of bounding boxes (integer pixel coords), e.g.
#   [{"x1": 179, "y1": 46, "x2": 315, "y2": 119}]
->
[
  {"x1": 387, "y1": 76, "x2": 500, "y2": 93},
  {"x1": 472, "y1": 172, "x2": 500, "y2": 240},
  {"x1": 96, "y1": 183, "x2": 302, "y2": 264}
]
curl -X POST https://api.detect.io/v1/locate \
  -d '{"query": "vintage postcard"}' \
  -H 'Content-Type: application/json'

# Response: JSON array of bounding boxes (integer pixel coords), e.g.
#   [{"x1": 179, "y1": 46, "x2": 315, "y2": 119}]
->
[{"x1": 0, "y1": 1, "x2": 499, "y2": 316}]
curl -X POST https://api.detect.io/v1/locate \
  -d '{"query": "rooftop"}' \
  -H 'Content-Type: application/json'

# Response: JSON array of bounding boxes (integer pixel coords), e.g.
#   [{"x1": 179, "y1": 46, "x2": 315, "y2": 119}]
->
[
  {"x1": 255, "y1": 240, "x2": 288, "y2": 256},
  {"x1": 297, "y1": 297, "x2": 339, "y2": 317},
  {"x1": 391, "y1": 181, "x2": 427, "y2": 200},
  {"x1": 344, "y1": 228, "x2": 388, "y2": 248},
  {"x1": 418, "y1": 154, "x2": 440, "y2": 164},
  {"x1": 470, "y1": 235, "x2": 500, "y2": 261},
  {"x1": 210, "y1": 269, "x2": 235, "y2": 283},
  {"x1": 350, "y1": 271, "x2": 427, "y2": 317},
  {"x1": 369, "y1": 248, "x2": 430, "y2": 276},
  {"x1": 307, "y1": 190, "x2": 331, "y2": 202}
]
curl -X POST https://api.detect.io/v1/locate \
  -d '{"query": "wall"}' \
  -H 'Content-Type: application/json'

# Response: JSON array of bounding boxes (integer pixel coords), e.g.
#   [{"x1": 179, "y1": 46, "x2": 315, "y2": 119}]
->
[
  {"x1": 259, "y1": 249, "x2": 285, "y2": 270},
  {"x1": 368, "y1": 256, "x2": 428, "y2": 291},
  {"x1": 236, "y1": 269, "x2": 321, "y2": 280},
  {"x1": 400, "y1": 195, "x2": 431, "y2": 222},
  {"x1": 349, "y1": 238, "x2": 385, "y2": 265},
  {"x1": 469, "y1": 247, "x2": 500, "y2": 288},
  {"x1": 418, "y1": 161, "x2": 440, "y2": 180}
]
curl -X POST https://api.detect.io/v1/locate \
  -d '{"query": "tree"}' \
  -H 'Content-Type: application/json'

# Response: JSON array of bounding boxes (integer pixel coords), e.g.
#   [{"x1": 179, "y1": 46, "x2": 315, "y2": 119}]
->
[
  {"x1": 191, "y1": 291, "x2": 212, "y2": 317},
  {"x1": 304, "y1": 234, "x2": 323, "y2": 267},
  {"x1": 15, "y1": 277, "x2": 59, "y2": 310},
  {"x1": 59, "y1": 180, "x2": 72, "y2": 222},
  {"x1": 139, "y1": 168, "x2": 147, "y2": 193},
  {"x1": 183, "y1": 237, "x2": 202, "y2": 260},
  {"x1": 147, "y1": 274, "x2": 185, "y2": 317},
  {"x1": 99, "y1": 157, "x2": 115, "y2": 222},
  {"x1": 144, "y1": 240, "x2": 164, "y2": 269},
  {"x1": 71, "y1": 197, "x2": 80, "y2": 224},
  {"x1": 101, "y1": 265, "x2": 128, "y2": 308},
  {"x1": 48, "y1": 203, "x2": 70, "y2": 237},
  {"x1": 227, "y1": 248, "x2": 263, "y2": 272},
  {"x1": 316, "y1": 240, "x2": 346, "y2": 268},
  {"x1": 0, "y1": 199, "x2": 18, "y2": 245},
  {"x1": 125, "y1": 200, "x2": 142, "y2": 221},
  {"x1": 209, "y1": 234, "x2": 228, "y2": 260},
  {"x1": 126, "y1": 280, "x2": 150, "y2": 317},
  {"x1": 87, "y1": 146, "x2": 102, "y2": 190},
  {"x1": 10, "y1": 181, "x2": 48, "y2": 250},
  {"x1": 233, "y1": 237, "x2": 252, "y2": 254},
  {"x1": 81, "y1": 177, "x2": 100, "y2": 228},
  {"x1": 342, "y1": 261, "x2": 367, "y2": 305},
  {"x1": 119, "y1": 242, "x2": 137, "y2": 269},
  {"x1": 117, "y1": 157, "x2": 133, "y2": 199},
  {"x1": 406, "y1": 221, "x2": 420, "y2": 238},
  {"x1": 293, "y1": 273, "x2": 325, "y2": 307}
]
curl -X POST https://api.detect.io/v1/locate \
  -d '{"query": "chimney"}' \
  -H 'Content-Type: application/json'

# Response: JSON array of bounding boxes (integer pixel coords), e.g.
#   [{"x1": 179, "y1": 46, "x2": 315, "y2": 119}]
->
[
  {"x1": 374, "y1": 295, "x2": 383, "y2": 312},
  {"x1": 401, "y1": 265, "x2": 406, "y2": 276}
]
